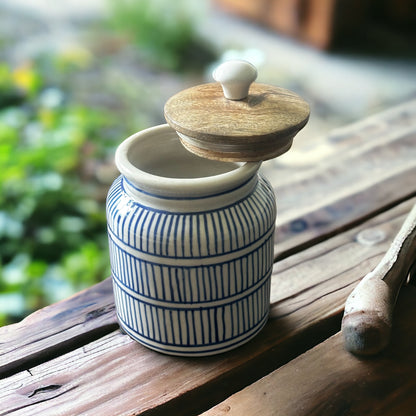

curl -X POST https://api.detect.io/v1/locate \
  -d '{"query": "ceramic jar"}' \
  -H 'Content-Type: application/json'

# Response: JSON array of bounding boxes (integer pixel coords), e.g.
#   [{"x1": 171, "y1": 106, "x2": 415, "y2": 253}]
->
[
  {"x1": 107, "y1": 124, "x2": 276, "y2": 356},
  {"x1": 107, "y1": 60, "x2": 309, "y2": 356}
]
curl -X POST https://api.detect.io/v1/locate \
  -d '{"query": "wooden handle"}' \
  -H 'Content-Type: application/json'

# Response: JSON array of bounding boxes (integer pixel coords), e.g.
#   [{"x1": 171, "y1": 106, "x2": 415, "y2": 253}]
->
[{"x1": 341, "y1": 203, "x2": 416, "y2": 355}]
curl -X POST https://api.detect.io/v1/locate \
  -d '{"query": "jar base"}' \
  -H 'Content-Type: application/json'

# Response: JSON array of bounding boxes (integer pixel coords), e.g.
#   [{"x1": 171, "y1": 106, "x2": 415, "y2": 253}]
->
[{"x1": 117, "y1": 313, "x2": 269, "y2": 357}]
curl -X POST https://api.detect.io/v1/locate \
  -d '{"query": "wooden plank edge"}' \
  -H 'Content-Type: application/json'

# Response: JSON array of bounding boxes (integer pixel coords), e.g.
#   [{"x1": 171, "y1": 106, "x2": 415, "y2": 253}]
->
[{"x1": 0, "y1": 277, "x2": 118, "y2": 378}]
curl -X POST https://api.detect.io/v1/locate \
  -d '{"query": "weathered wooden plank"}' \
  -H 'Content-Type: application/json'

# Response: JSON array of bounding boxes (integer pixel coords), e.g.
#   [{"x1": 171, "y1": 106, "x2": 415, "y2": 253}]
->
[
  {"x1": 267, "y1": 99, "x2": 416, "y2": 258},
  {"x1": 275, "y1": 165, "x2": 416, "y2": 260},
  {"x1": 201, "y1": 284, "x2": 416, "y2": 416},
  {"x1": 0, "y1": 278, "x2": 117, "y2": 378},
  {"x1": 0, "y1": 198, "x2": 413, "y2": 416}
]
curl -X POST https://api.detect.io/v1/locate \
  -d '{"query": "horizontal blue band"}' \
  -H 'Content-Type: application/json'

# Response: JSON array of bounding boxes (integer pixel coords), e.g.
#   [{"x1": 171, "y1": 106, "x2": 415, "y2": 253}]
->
[{"x1": 123, "y1": 174, "x2": 255, "y2": 201}]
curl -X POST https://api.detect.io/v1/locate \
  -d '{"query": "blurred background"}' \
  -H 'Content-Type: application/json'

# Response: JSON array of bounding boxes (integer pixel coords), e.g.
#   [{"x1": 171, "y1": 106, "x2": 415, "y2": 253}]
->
[{"x1": 1, "y1": 0, "x2": 415, "y2": 325}]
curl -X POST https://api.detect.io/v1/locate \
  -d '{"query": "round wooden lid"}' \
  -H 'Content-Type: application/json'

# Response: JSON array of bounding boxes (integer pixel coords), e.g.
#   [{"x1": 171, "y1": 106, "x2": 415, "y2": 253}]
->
[{"x1": 164, "y1": 61, "x2": 310, "y2": 162}]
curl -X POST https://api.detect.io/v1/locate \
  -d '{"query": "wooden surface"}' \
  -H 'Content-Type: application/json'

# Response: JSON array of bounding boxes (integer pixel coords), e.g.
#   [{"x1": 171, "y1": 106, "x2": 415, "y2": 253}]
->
[
  {"x1": 202, "y1": 284, "x2": 416, "y2": 416},
  {"x1": 164, "y1": 82, "x2": 309, "y2": 161},
  {"x1": 270, "y1": 99, "x2": 416, "y2": 259},
  {"x1": 0, "y1": 99, "x2": 415, "y2": 416}
]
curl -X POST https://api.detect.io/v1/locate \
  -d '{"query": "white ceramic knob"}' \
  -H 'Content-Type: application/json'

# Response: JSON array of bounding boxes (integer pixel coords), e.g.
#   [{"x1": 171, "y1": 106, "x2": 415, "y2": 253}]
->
[{"x1": 213, "y1": 60, "x2": 258, "y2": 100}]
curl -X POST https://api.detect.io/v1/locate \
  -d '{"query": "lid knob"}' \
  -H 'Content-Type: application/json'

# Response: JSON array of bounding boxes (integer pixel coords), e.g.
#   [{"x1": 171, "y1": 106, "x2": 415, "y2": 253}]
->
[{"x1": 213, "y1": 60, "x2": 257, "y2": 100}]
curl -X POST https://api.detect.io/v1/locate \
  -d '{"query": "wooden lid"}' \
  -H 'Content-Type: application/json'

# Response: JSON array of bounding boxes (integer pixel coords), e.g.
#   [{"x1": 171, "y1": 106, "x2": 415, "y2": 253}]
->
[{"x1": 164, "y1": 60, "x2": 310, "y2": 162}]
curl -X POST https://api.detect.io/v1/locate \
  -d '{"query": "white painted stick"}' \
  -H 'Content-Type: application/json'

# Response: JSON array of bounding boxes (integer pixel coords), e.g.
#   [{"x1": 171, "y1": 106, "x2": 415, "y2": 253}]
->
[{"x1": 342, "y1": 203, "x2": 416, "y2": 355}]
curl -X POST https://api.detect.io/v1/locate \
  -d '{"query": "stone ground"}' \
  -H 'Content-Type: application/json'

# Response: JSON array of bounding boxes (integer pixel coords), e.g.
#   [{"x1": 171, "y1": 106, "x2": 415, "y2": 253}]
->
[{"x1": 1, "y1": 0, "x2": 416, "y2": 170}]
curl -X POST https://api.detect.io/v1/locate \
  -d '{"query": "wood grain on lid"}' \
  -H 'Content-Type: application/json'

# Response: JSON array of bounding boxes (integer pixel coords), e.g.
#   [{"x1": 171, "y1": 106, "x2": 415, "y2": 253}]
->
[{"x1": 164, "y1": 82, "x2": 310, "y2": 161}]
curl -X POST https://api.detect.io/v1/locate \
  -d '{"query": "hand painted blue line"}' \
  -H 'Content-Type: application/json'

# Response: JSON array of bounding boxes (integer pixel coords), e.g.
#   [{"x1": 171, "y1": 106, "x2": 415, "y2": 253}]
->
[
  {"x1": 106, "y1": 178, "x2": 122, "y2": 213},
  {"x1": 164, "y1": 214, "x2": 174, "y2": 257},
  {"x1": 138, "y1": 209, "x2": 150, "y2": 252},
  {"x1": 241, "y1": 200, "x2": 256, "y2": 242},
  {"x1": 152, "y1": 211, "x2": 164, "y2": 254},
  {"x1": 203, "y1": 212, "x2": 211, "y2": 257},
  {"x1": 174, "y1": 268, "x2": 183, "y2": 304},
  {"x1": 131, "y1": 205, "x2": 144, "y2": 246},
  {"x1": 196, "y1": 213, "x2": 202, "y2": 257},
  {"x1": 181, "y1": 215, "x2": 187, "y2": 257},
  {"x1": 230, "y1": 204, "x2": 246, "y2": 247},
  {"x1": 159, "y1": 213, "x2": 169, "y2": 256}
]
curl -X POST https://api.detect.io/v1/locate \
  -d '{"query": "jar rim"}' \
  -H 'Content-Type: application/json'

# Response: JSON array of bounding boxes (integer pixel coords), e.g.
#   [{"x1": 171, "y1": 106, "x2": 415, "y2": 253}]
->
[{"x1": 115, "y1": 124, "x2": 261, "y2": 198}]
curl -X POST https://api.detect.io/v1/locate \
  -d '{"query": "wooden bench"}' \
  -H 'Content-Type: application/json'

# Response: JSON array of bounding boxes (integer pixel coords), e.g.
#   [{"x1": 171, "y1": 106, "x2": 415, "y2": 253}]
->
[
  {"x1": 1, "y1": 99, "x2": 416, "y2": 415},
  {"x1": 214, "y1": 0, "x2": 416, "y2": 50}
]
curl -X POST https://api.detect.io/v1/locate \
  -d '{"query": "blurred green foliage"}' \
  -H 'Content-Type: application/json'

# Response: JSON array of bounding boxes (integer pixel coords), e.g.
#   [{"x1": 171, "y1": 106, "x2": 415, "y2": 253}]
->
[
  {"x1": 0, "y1": 0, "x2": 217, "y2": 326},
  {"x1": 0, "y1": 60, "x2": 115, "y2": 325},
  {"x1": 106, "y1": 0, "x2": 216, "y2": 71}
]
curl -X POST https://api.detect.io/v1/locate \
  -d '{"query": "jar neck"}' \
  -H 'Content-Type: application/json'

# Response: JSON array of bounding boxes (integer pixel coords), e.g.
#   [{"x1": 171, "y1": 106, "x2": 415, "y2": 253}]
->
[{"x1": 121, "y1": 174, "x2": 258, "y2": 212}]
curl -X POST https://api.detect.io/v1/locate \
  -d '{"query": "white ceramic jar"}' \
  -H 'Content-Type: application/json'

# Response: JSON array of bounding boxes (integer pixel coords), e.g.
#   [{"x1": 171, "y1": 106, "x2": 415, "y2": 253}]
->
[{"x1": 107, "y1": 124, "x2": 276, "y2": 356}]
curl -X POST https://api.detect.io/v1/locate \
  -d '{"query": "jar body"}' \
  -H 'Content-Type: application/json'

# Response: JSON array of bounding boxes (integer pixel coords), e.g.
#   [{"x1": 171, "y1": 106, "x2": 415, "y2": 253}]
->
[{"x1": 106, "y1": 125, "x2": 276, "y2": 356}]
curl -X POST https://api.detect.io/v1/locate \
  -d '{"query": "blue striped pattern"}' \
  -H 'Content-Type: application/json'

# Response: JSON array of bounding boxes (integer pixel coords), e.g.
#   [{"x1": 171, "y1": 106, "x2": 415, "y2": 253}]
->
[{"x1": 107, "y1": 174, "x2": 276, "y2": 356}]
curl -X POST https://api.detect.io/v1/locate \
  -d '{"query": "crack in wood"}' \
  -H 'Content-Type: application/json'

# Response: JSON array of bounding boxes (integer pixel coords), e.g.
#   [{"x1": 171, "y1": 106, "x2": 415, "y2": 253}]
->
[
  {"x1": 84, "y1": 304, "x2": 116, "y2": 322},
  {"x1": 1, "y1": 384, "x2": 79, "y2": 416},
  {"x1": 28, "y1": 384, "x2": 62, "y2": 398}
]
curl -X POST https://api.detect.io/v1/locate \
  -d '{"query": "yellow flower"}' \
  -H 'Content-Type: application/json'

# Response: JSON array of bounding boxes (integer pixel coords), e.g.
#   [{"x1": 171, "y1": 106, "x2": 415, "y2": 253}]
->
[{"x1": 12, "y1": 62, "x2": 41, "y2": 94}]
